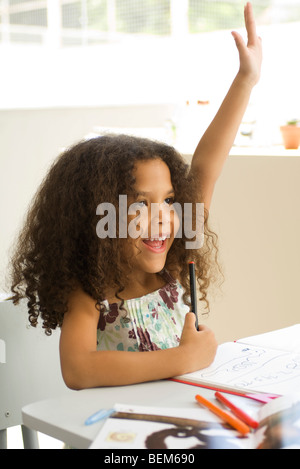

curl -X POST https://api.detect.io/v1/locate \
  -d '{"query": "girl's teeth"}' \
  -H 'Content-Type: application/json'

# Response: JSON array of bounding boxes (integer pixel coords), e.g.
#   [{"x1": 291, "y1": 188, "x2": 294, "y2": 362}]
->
[{"x1": 142, "y1": 237, "x2": 167, "y2": 249}]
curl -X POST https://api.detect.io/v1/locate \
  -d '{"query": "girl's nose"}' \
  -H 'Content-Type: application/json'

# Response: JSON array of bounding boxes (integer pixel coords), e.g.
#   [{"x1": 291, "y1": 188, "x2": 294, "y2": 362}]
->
[{"x1": 149, "y1": 203, "x2": 171, "y2": 229}]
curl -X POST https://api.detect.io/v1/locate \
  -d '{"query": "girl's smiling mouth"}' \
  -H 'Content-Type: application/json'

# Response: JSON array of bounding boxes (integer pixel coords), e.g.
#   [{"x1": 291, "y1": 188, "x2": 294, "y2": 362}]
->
[{"x1": 142, "y1": 236, "x2": 169, "y2": 253}]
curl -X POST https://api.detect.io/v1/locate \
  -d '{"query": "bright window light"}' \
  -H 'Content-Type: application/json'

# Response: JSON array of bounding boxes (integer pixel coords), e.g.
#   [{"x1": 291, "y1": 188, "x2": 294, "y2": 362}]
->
[{"x1": 0, "y1": 1, "x2": 299, "y2": 147}]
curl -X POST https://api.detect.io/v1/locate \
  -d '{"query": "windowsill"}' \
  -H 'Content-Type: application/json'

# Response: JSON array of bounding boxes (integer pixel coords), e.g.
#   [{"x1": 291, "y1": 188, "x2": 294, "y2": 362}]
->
[
  {"x1": 180, "y1": 145, "x2": 300, "y2": 158},
  {"x1": 86, "y1": 126, "x2": 300, "y2": 158},
  {"x1": 230, "y1": 146, "x2": 300, "y2": 157}
]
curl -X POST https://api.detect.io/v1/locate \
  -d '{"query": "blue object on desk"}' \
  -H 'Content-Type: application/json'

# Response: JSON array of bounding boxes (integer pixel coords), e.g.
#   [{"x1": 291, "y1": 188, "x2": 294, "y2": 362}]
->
[{"x1": 84, "y1": 408, "x2": 115, "y2": 426}]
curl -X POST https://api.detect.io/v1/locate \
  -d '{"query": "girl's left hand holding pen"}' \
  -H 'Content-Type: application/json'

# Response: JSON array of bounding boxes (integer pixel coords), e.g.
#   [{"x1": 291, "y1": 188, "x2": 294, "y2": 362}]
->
[{"x1": 180, "y1": 314, "x2": 218, "y2": 370}]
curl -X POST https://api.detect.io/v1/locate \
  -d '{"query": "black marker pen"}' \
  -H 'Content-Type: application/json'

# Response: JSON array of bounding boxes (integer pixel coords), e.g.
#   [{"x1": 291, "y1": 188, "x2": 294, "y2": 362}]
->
[{"x1": 189, "y1": 261, "x2": 198, "y2": 330}]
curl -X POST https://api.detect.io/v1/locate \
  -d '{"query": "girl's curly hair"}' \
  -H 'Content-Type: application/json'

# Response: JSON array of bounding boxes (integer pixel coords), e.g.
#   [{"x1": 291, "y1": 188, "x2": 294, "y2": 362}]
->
[{"x1": 9, "y1": 134, "x2": 220, "y2": 335}]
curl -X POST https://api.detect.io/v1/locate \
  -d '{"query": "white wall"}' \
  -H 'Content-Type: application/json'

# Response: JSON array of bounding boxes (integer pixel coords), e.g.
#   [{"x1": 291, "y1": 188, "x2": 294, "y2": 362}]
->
[
  {"x1": 1, "y1": 106, "x2": 299, "y2": 344},
  {"x1": 200, "y1": 154, "x2": 300, "y2": 342},
  {"x1": 0, "y1": 104, "x2": 174, "y2": 285}
]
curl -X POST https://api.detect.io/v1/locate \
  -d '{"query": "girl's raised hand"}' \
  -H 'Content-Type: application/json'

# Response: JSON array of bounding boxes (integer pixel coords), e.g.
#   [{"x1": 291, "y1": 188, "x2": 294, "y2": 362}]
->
[{"x1": 231, "y1": 2, "x2": 262, "y2": 87}]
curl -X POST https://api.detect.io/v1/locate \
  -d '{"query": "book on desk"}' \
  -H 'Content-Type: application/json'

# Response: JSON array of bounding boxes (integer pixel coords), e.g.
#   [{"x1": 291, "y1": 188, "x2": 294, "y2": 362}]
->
[
  {"x1": 90, "y1": 325, "x2": 300, "y2": 450},
  {"x1": 90, "y1": 395, "x2": 300, "y2": 450},
  {"x1": 172, "y1": 324, "x2": 300, "y2": 396}
]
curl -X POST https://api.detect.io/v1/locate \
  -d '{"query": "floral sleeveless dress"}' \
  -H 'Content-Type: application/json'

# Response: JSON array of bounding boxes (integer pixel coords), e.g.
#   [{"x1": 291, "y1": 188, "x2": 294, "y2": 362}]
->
[{"x1": 97, "y1": 271, "x2": 189, "y2": 352}]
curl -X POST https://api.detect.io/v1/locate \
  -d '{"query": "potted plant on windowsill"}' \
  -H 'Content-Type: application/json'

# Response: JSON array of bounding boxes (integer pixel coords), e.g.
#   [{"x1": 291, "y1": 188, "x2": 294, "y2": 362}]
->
[{"x1": 280, "y1": 119, "x2": 300, "y2": 149}]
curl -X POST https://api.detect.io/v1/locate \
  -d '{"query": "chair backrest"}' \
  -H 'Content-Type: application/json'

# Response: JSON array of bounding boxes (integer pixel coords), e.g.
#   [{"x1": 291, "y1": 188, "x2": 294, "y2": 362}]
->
[
  {"x1": 0, "y1": 298, "x2": 70, "y2": 431},
  {"x1": 0, "y1": 339, "x2": 5, "y2": 363}
]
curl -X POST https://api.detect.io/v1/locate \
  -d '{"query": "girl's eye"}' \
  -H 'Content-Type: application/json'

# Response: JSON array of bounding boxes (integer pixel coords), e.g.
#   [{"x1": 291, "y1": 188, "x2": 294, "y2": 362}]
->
[
  {"x1": 132, "y1": 200, "x2": 147, "y2": 208},
  {"x1": 164, "y1": 197, "x2": 175, "y2": 205}
]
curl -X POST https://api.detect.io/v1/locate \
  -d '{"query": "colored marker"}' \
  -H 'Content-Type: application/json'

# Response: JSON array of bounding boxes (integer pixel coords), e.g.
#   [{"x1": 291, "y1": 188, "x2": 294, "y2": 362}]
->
[
  {"x1": 215, "y1": 391, "x2": 259, "y2": 429},
  {"x1": 189, "y1": 261, "x2": 198, "y2": 330},
  {"x1": 84, "y1": 408, "x2": 115, "y2": 426},
  {"x1": 195, "y1": 394, "x2": 250, "y2": 435},
  {"x1": 244, "y1": 393, "x2": 279, "y2": 404}
]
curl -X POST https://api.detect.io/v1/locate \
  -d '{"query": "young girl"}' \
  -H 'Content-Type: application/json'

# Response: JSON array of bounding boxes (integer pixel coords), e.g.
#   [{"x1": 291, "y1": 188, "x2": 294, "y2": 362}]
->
[{"x1": 10, "y1": 3, "x2": 262, "y2": 389}]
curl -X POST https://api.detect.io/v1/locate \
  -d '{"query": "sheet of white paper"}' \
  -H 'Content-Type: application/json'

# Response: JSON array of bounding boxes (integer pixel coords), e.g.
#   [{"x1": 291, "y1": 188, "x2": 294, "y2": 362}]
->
[
  {"x1": 238, "y1": 324, "x2": 300, "y2": 353},
  {"x1": 181, "y1": 342, "x2": 300, "y2": 395}
]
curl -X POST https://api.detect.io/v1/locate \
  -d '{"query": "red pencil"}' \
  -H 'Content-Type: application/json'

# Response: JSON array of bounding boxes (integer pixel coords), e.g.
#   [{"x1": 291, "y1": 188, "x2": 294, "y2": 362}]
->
[
  {"x1": 215, "y1": 391, "x2": 259, "y2": 429},
  {"x1": 195, "y1": 394, "x2": 250, "y2": 435}
]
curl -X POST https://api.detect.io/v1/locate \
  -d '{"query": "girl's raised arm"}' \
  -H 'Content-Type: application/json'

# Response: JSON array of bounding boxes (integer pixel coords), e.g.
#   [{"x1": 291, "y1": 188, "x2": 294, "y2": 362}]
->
[{"x1": 190, "y1": 2, "x2": 262, "y2": 210}]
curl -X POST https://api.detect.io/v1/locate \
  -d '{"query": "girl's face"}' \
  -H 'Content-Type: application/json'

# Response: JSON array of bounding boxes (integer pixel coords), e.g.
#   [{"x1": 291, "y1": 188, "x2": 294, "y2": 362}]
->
[{"x1": 126, "y1": 158, "x2": 180, "y2": 274}]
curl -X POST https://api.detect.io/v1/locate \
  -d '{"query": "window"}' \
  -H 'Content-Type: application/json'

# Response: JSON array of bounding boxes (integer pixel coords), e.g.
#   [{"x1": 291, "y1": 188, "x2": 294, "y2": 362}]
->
[{"x1": 0, "y1": 0, "x2": 299, "y2": 147}]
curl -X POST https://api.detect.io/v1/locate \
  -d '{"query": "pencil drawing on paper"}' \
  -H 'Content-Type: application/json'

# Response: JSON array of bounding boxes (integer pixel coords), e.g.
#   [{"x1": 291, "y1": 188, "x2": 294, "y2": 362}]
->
[{"x1": 198, "y1": 344, "x2": 300, "y2": 392}]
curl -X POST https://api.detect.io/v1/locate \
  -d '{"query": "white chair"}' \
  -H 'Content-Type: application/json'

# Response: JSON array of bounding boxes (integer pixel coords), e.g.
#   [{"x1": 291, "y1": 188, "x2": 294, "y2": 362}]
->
[
  {"x1": 0, "y1": 339, "x2": 5, "y2": 364},
  {"x1": 0, "y1": 297, "x2": 70, "y2": 449}
]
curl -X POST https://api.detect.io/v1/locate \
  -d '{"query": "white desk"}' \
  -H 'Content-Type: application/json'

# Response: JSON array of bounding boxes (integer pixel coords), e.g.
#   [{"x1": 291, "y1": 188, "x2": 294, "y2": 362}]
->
[{"x1": 22, "y1": 380, "x2": 262, "y2": 449}]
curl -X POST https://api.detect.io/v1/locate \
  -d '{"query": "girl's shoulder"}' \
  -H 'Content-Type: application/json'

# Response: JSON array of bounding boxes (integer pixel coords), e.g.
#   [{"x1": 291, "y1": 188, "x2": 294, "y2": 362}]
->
[{"x1": 67, "y1": 287, "x2": 99, "y2": 318}]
